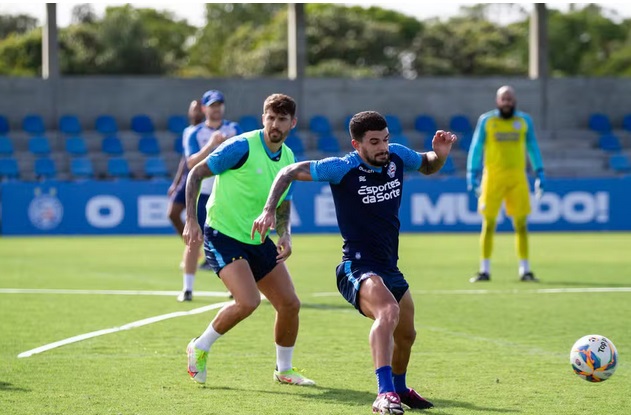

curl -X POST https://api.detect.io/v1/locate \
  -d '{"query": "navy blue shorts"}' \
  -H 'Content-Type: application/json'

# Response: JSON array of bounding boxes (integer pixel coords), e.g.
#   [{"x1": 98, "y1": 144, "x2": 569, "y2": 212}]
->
[
  {"x1": 197, "y1": 193, "x2": 210, "y2": 228},
  {"x1": 203, "y1": 226, "x2": 279, "y2": 282},
  {"x1": 336, "y1": 261, "x2": 409, "y2": 316},
  {"x1": 171, "y1": 178, "x2": 187, "y2": 206}
]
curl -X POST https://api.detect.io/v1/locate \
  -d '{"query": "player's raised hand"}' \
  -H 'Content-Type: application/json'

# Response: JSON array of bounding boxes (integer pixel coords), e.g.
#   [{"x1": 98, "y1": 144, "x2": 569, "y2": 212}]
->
[
  {"x1": 276, "y1": 234, "x2": 292, "y2": 262},
  {"x1": 251, "y1": 209, "x2": 276, "y2": 243},
  {"x1": 432, "y1": 130, "x2": 457, "y2": 159},
  {"x1": 182, "y1": 221, "x2": 203, "y2": 250}
]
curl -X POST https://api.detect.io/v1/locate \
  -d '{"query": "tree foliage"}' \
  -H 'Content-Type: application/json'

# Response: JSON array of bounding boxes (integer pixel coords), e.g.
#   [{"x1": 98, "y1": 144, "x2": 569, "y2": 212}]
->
[{"x1": 1, "y1": 3, "x2": 631, "y2": 78}]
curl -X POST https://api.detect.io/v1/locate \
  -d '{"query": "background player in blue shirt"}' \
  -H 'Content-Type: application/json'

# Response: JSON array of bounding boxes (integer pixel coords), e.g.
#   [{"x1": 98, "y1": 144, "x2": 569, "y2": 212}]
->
[
  {"x1": 168, "y1": 99, "x2": 204, "y2": 267},
  {"x1": 252, "y1": 111, "x2": 457, "y2": 414},
  {"x1": 178, "y1": 89, "x2": 242, "y2": 302}
]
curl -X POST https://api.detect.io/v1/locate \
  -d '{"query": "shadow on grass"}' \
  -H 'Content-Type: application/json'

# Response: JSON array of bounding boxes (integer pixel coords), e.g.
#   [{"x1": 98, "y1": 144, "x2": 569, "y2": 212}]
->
[
  {"x1": 0, "y1": 381, "x2": 30, "y2": 392},
  {"x1": 203, "y1": 385, "x2": 518, "y2": 413}
]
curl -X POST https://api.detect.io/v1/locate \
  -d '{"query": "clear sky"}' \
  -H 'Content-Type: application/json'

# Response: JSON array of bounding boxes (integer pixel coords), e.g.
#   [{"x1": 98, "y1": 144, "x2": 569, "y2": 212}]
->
[{"x1": 1, "y1": 2, "x2": 630, "y2": 27}]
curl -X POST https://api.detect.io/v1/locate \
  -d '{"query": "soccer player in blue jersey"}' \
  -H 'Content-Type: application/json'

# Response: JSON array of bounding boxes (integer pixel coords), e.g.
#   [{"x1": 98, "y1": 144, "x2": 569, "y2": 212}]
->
[
  {"x1": 183, "y1": 93, "x2": 315, "y2": 387},
  {"x1": 178, "y1": 90, "x2": 242, "y2": 302},
  {"x1": 467, "y1": 85, "x2": 545, "y2": 283},
  {"x1": 168, "y1": 99, "x2": 204, "y2": 265},
  {"x1": 252, "y1": 111, "x2": 457, "y2": 414}
]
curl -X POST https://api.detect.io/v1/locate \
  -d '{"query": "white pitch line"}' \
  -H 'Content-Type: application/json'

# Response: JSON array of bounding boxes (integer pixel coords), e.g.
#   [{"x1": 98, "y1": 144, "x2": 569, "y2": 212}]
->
[
  {"x1": 0, "y1": 288, "x2": 231, "y2": 297},
  {"x1": 17, "y1": 301, "x2": 230, "y2": 358}
]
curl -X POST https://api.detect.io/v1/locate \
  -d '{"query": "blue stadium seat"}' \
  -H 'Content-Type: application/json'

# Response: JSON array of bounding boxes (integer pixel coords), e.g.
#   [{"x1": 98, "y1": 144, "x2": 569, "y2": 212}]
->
[
  {"x1": 145, "y1": 157, "x2": 168, "y2": 178},
  {"x1": 0, "y1": 115, "x2": 9, "y2": 135},
  {"x1": 239, "y1": 115, "x2": 260, "y2": 132},
  {"x1": 309, "y1": 115, "x2": 332, "y2": 135},
  {"x1": 102, "y1": 135, "x2": 124, "y2": 155},
  {"x1": 65, "y1": 136, "x2": 87, "y2": 156},
  {"x1": 0, "y1": 157, "x2": 19, "y2": 180},
  {"x1": 598, "y1": 134, "x2": 622, "y2": 152},
  {"x1": 439, "y1": 156, "x2": 456, "y2": 175},
  {"x1": 70, "y1": 157, "x2": 94, "y2": 179},
  {"x1": 95, "y1": 115, "x2": 118, "y2": 135},
  {"x1": 22, "y1": 114, "x2": 45, "y2": 135},
  {"x1": 609, "y1": 154, "x2": 631, "y2": 173},
  {"x1": 138, "y1": 135, "x2": 160, "y2": 155},
  {"x1": 0, "y1": 136, "x2": 14, "y2": 156},
  {"x1": 344, "y1": 114, "x2": 353, "y2": 130},
  {"x1": 385, "y1": 115, "x2": 403, "y2": 135},
  {"x1": 131, "y1": 114, "x2": 155, "y2": 134},
  {"x1": 28, "y1": 136, "x2": 51, "y2": 156},
  {"x1": 423, "y1": 135, "x2": 433, "y2": 150},
  {"x1": 167, "y1": 115, "x2": 188, "y2": 135},
  {"x1": 107, "y1": 157, "x2": 131, "y2": 179},
  {"x1": 59, "y1": 115, "x2": 82, "y2": 135},
  {"x1": 173, "y1": 135, "x2": 184, "y2": 154},
  {"x1": 35, "y1": 157, "x2": 57, "y2": 180},
  {"x1": 390, "y1": 134, "x2": 410, "y2": 147},
  {"x1": 588, "y1": 113, "x2": 612, "y2": 134},
  {"x1": 449, "y1": 114, "x2": 473, "y2": 134},
  {"x1": 459, "y1": 132, "x2": 473, "y2": 152},
  {"x1": 414, "y1": 114, "x2": 437, "y2": 136},
  {"x1": 317, "y1": 134, "x2": 341, "y2": 154},
  {"x1": 622, "y1": 114, "x2": 631, "y2": 132},
  {"x1": 285, "y1": 133, "x2": 305, "y2": 158}
]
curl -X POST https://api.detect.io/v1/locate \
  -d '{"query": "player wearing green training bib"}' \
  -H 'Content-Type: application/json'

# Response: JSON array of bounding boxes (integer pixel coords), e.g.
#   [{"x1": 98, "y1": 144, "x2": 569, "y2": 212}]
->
[{"x1": 182, "y1": 94, "x2": 315, "y2": 387}]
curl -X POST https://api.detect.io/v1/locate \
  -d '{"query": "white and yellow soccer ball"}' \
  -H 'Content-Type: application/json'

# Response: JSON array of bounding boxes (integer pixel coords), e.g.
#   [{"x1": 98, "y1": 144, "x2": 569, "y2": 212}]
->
[{"x1": 570, "y1": 334, "x2": 618, "y2": 382}]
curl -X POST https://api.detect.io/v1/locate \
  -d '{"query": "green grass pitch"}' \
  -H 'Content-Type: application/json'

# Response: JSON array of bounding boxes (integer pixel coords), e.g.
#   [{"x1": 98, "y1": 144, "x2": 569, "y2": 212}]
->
[{"x1": 1, "y1": 232, "x2": 630, "y2": 414}]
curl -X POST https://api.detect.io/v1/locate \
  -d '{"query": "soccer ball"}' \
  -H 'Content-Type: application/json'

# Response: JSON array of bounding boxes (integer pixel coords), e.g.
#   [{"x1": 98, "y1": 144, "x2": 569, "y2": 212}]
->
[{"x1": 570, "y1": 334, "x2": 618, "y2": 382}]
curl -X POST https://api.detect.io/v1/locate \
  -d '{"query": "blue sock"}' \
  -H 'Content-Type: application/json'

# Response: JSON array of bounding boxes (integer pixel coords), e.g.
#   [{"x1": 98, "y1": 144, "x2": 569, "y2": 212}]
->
[
  {"x1": 393, "y1": 372, "x2": 408, "y2": 394},
  {"x1": 376, "y1": 366, "x2": 395, "y2": 394}
]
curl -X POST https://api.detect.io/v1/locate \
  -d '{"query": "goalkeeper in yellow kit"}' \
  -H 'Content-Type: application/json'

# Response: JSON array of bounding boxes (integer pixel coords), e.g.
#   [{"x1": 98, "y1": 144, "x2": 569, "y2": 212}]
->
[{"x1": 466, "y1": 85, "x2": 545, "y2": 283}]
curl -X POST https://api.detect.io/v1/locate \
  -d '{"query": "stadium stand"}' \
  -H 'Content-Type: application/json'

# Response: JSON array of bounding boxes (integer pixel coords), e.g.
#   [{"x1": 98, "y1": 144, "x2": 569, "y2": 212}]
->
[
  {"x1": 28, "y1": 136, "x2": 51, "y2": 157},
  {"x1": 22, "y1": 114, "x2": 46, "y2": 135},
  {"x1": 309, "y1": 115, "x2": 333, "y2": 135},
  {"x1": 167, "y1": 115, "x2": 187, "y2": 135},
  {"x1": 59, "y1": 115, "x2": 82, "y2": 135},
  {"x1": 144, "y1": 156, "x2": 169, "y2": 179},
  {"x1": 414, "y1": 114, "x2": 438, "y2": 137},
  {"x1": 598, "y1": 134, "x2": 622, "y2": 152},
  {"x1": 609, "y1": 153, "x2": 631, "y2": 174},
  {"x1": 102, "y1": 135, "x2": 124, "y2": 156},
  {"x1": 34, "y1": 157, "x2": 57, "y2": 180},
  {"x1": 107, "y1": 157, "x2": 131, "y2": 179},
  {"x1": 130, "y1": 114, "x2": 155, "y2": 135},
  {"x1": 65, "y1": 136, "x2": 88, "y2": 156},
  {"x1": 385, "y1": 114, "x2": 403, "y2": 135},
  {"x1": 69, "y1": 157, "x2": 94, "y2": 179},
  {"x1": 0, "y1": 115, "x2": 9, "y2": 135},
  {"x1": 0, "y1": 157, "x2": 19, "y2": 180},
  {"x1": 138, "y1": 135, "x2": 161, "y2": 155},
  {"x1": 0, "y1": 136, "x2": 14, "y2": 156},
  {"x1": 238, "y1": 115, "x2": 260, "y2": 132},
  {"x1": 95, "y1": 115, "x2": 119, "y2": 135},
  {"x1": 588, "y1": 113, "x2": 612, "y2": 134}
]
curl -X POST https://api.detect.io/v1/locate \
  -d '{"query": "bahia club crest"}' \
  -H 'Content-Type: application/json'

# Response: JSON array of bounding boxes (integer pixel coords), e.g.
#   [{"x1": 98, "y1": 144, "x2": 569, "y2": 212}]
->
[{"x1": 28, "y1": 187, "x2": 63, "y2": 230}]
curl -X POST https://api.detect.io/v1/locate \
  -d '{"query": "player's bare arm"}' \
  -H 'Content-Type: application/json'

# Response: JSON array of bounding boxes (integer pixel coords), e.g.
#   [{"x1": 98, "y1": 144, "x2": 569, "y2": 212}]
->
[
  {"x1": 274, "y1": 200, "x2": 293, "y2": 262},
  {"x1": 182, "y1": 161, "x2": 214, "y2": 246},
  {"x1": 186, "y1": 131, "x2": 228, "y2": 169},
  {"x1": 251, "y1": 161, "x2": 313, "y2": 241},
  {"x1": 419, "y1": 130, "x2": 458, "y2": 175}
]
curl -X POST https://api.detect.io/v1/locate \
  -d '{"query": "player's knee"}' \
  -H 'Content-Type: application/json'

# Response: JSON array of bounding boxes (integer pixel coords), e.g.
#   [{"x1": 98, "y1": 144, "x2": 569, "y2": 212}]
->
[
  {"x1": 278, "y1": 294, "x2": 301, "y2": 316},
  {"x1": 235, "y1": 295, "x2": 261, "y2": 317},
  {"x1": 377, "y1": 302, "x2": 400, "y2": 327},
  {"x1": 513, "y1": 217, "x2": 528, "y2": 233},
  {"x1": 482, "y1": 218, "x2": 496, "y2": 233},
  {"x1": 396, "y1": 327, "x2": 417, "y2": 346}
]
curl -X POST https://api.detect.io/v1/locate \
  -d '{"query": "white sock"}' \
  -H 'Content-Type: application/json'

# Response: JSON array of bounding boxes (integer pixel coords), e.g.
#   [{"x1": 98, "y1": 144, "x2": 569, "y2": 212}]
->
[
  {"x1": 195, "y1": 323, "x2": 222, "y2": 351},
  {"x1": 276, "y1": 344, "x2": 294, "y2": 373},
  {"x1": 183, "y1": 273, "x2": 195, "y2": 292},
  {"x1": 519, "y1": 260, "x2": 530, "y2": 276},
  {"x1": 480, "y1": 259, "x2": 490, "y2": 274}
]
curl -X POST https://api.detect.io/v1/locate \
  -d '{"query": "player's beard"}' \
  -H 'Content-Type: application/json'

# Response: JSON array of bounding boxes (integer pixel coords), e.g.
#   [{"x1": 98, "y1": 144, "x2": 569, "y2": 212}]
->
[
  {"x1": 367, "y1": 151, "x2": 390, "y2": 167},
  {"x1": 498, "y1": 105, "x2": 515, "y2": 119},
  {"x1": 269, "y1": 128, "x2": 286, "y2": 143}
]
